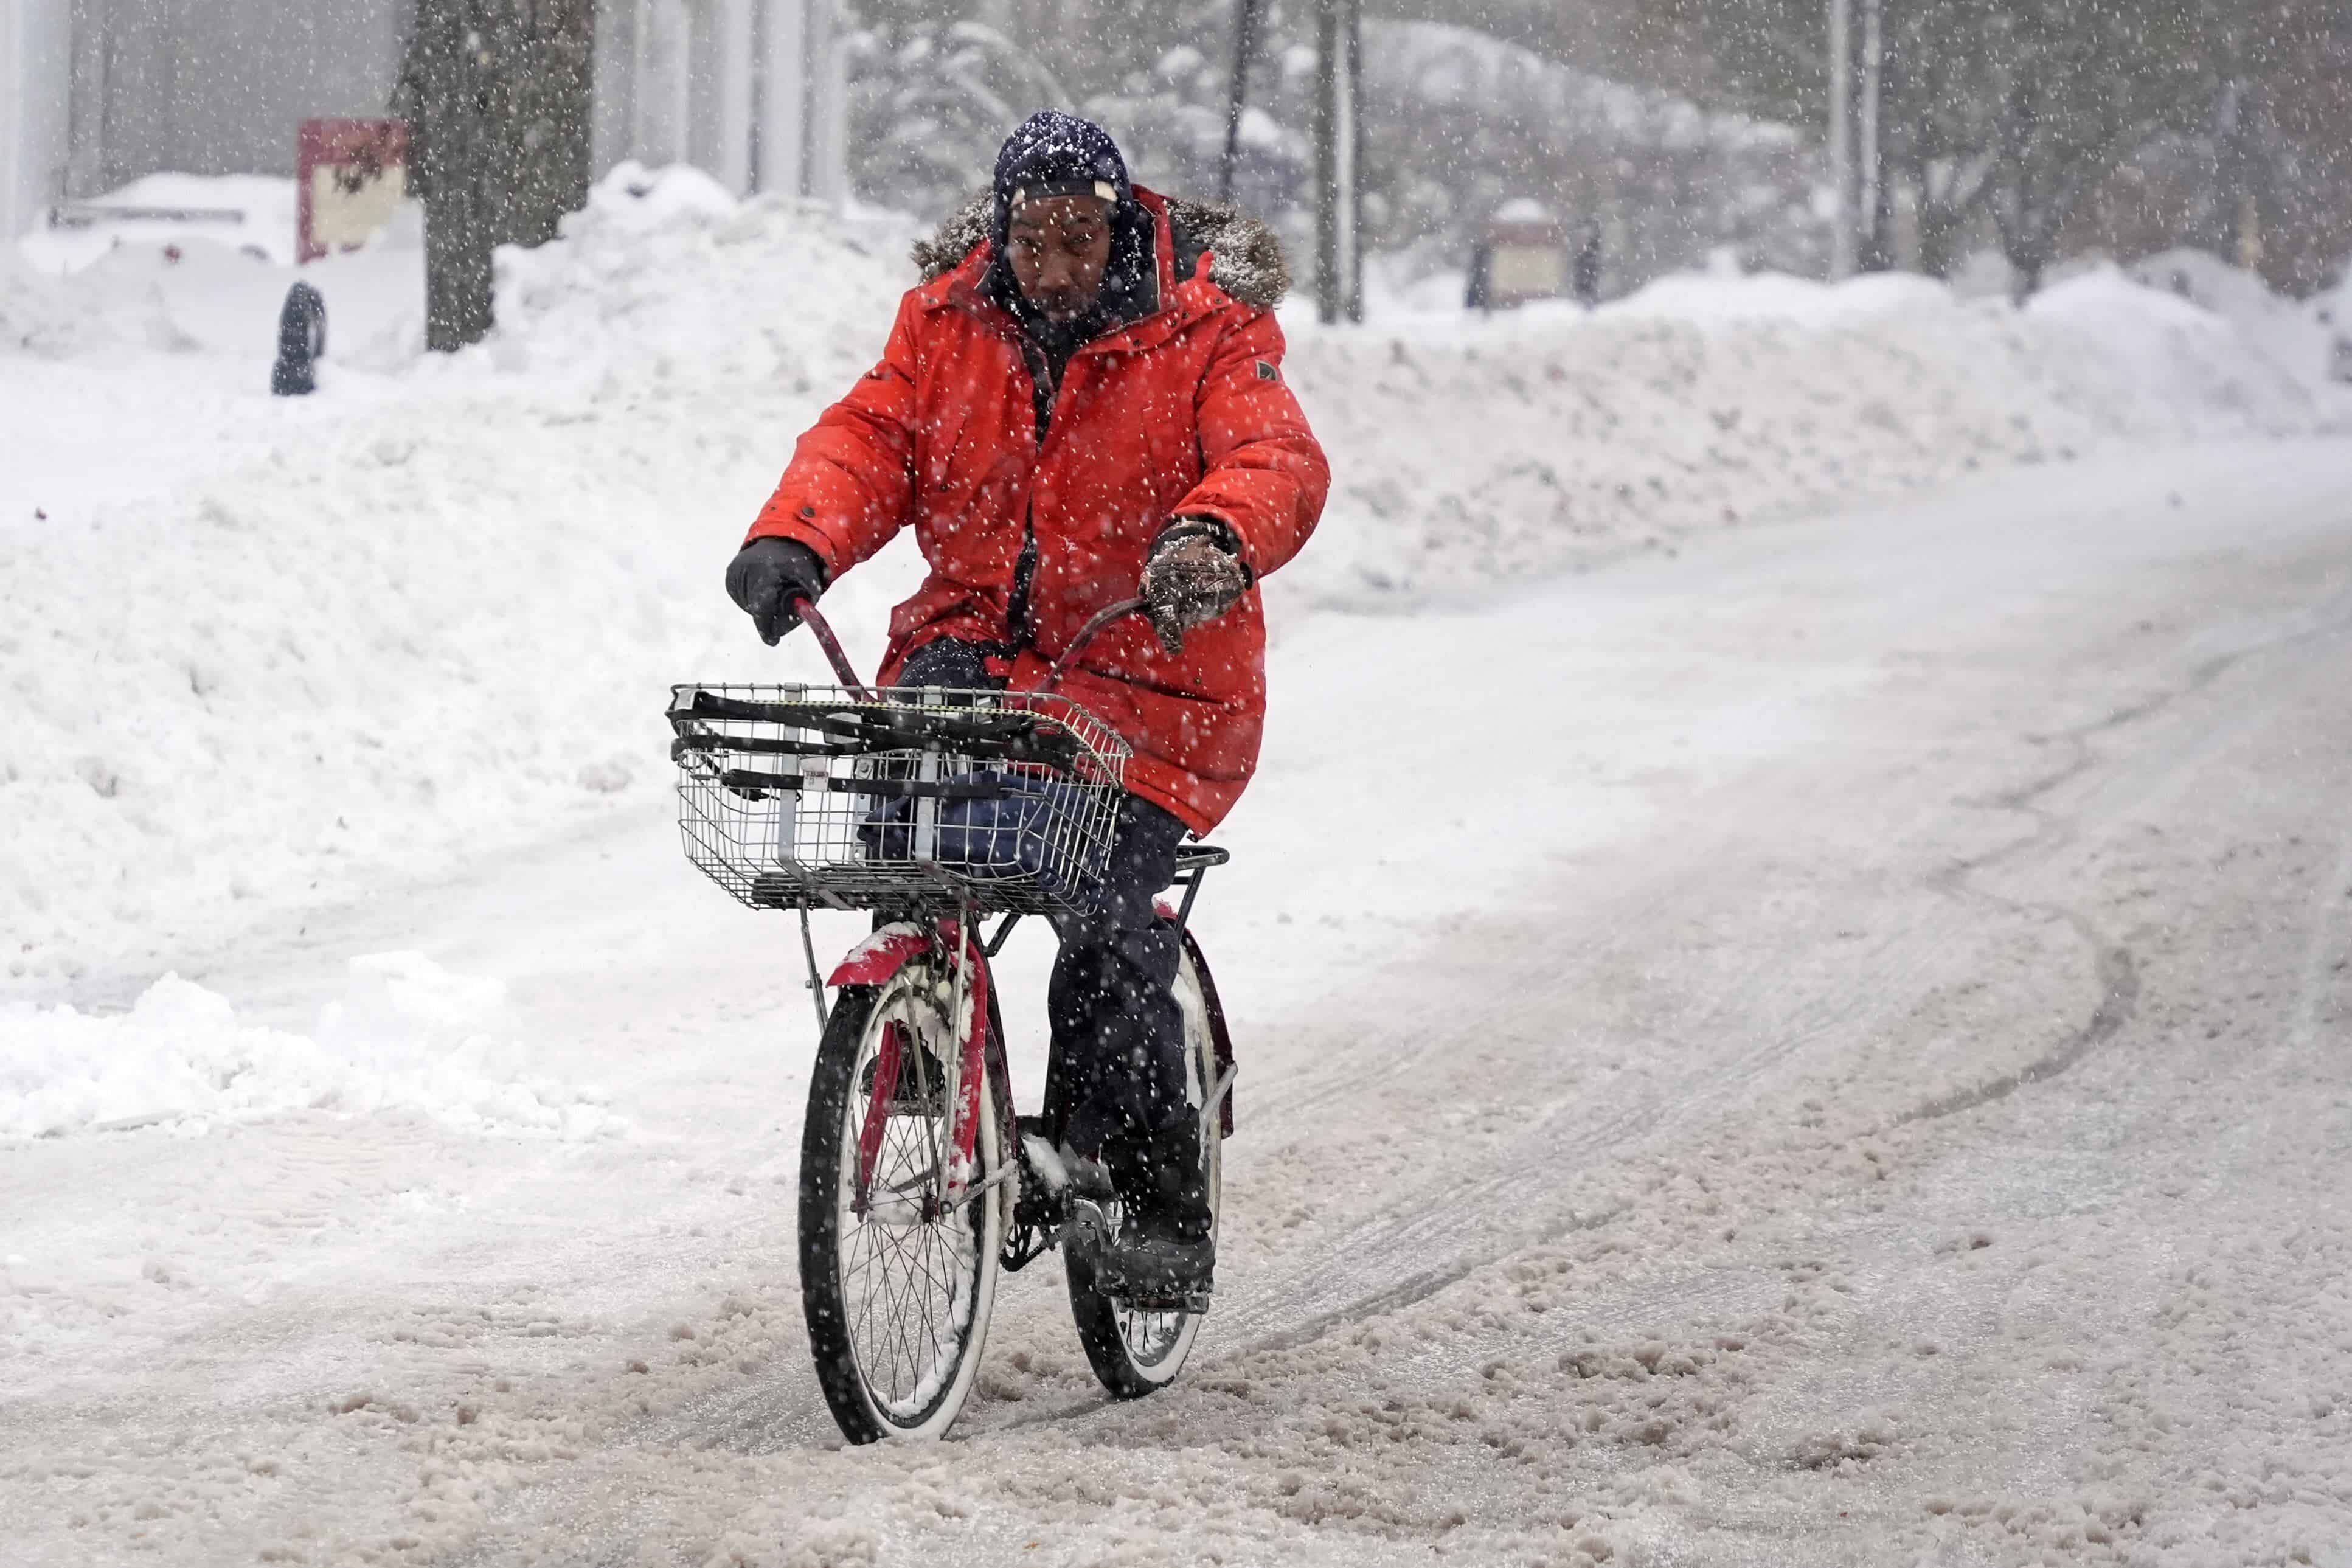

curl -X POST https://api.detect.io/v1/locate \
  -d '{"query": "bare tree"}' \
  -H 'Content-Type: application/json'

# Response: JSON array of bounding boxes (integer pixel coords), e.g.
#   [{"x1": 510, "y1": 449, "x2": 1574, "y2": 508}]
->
[
  {"x1": 2204, "y1": 0, "x2": 2352, "y2": 294},
  {"x1": 1865, "y1": 0, "x2": 1993, "y2": 277},
  {"x1": 1977, "y1": 0, "x2": 2214, "y2": 298},
  {"x1": 395, "y1": 0, "x2": 595, "y2": 352}
]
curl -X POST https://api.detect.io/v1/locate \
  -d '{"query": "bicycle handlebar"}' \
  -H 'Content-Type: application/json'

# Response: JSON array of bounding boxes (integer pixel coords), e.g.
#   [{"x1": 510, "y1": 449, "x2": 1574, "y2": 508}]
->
[
  {"x1": 785, "y1": 595, "x2": 872, "y2": 699},
  {"x1": 783, "y1": 593, "x2": 1149, "y2": 701},
  {"x1": 1041, "y1": 597, "x2": 1147, "y2": 693}
]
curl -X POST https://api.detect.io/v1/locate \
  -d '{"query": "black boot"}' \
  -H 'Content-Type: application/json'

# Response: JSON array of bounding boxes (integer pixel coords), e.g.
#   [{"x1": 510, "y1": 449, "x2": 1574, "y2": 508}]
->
[{"x1": 1100, "y1": 1119, "x2": 1215, "y2": 1302}]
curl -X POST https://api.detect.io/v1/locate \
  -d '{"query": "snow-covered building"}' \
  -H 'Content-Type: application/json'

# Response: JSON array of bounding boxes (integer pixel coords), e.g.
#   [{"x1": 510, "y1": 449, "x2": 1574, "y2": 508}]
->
[
  {"x1": 0, "y1": 0, "x2": 74, "y2": 247},
  {"x1": 0, "y1": 0, "x2": 846, "y2": 242}
]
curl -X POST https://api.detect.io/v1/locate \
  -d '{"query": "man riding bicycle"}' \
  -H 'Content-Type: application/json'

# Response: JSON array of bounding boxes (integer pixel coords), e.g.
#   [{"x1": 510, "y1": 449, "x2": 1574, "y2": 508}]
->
[{"x1": 726, "y1": 111, "x2": 1328, "y2": 1298}]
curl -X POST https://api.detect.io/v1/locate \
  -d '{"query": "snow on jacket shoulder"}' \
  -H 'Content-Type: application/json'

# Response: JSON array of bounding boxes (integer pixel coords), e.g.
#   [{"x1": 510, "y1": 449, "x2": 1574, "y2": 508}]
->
[{"x1": 745, "y1": 186, "x2": 1330, "y2": 834}]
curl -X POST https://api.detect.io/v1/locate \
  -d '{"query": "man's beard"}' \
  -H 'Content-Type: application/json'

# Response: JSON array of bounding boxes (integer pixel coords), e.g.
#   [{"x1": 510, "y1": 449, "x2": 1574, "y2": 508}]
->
[{"x1": 1022, "y1": 299, "x2": 1108, "y2": 358}]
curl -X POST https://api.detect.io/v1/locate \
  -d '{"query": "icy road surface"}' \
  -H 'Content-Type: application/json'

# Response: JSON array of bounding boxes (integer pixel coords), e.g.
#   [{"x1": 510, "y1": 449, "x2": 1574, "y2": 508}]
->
[{"x1": 7, "y1": 440, "x2": 2352, "y2": 1567}]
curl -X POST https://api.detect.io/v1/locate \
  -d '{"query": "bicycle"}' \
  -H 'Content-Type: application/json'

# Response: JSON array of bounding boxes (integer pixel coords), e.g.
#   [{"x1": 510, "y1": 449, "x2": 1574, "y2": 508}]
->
[{"x1": 667, "y1": 595, "x2": 1238, "y2": 1443}]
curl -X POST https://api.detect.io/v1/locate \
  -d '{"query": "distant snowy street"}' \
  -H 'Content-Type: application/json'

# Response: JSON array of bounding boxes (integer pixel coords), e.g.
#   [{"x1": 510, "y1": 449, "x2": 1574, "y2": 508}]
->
[{"x1": 7, "y1": 179, "x2": 2352, "y2": 1566}]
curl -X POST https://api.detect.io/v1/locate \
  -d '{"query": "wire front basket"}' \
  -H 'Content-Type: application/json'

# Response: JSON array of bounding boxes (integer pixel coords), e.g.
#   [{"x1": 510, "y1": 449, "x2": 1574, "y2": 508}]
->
[{"x1": 668, "y1": 684, "x2": 1133, "y2": 918}]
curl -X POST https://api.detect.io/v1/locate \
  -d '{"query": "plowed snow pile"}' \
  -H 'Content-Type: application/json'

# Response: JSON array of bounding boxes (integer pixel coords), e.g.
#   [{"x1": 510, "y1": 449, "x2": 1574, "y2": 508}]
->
[
  {"x1": 0, "y1": 951, "x2": 621, "y2": 1140},
  {"x1": 1289, "y1": 266, "x2": 2338, "y2": 605},
  {"x1": 0, "y1": 163, "x2": 2335, "y2": 1014}
]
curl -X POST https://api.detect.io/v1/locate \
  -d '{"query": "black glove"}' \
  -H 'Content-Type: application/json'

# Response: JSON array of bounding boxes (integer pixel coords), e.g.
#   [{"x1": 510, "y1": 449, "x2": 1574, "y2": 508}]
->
[
  {"x1": 725, "y1": 538, "x2": 829, "y2": 646},
  {"x1": 1140, "y1": 518, "x2": 1249, "y2": 654}
]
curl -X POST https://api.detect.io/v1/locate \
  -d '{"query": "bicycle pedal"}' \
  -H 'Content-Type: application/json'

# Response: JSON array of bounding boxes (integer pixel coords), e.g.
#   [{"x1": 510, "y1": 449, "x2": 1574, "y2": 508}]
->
[{"x1": 1123, "y1": 1291, "x2": 1213, "y2": 1315}]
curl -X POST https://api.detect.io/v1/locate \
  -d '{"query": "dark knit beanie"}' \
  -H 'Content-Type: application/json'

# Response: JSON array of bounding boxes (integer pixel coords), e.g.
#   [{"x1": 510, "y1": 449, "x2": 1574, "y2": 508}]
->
[{"x1": 991, "y1": 110, "x2": 1133, "y2": 244}]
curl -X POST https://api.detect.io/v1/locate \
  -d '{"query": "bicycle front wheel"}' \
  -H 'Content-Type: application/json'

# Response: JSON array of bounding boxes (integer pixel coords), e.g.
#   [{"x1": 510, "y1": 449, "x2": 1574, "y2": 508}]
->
[{"x1": 799, "y1": 959, "x2": 1005, "y2": 1443}]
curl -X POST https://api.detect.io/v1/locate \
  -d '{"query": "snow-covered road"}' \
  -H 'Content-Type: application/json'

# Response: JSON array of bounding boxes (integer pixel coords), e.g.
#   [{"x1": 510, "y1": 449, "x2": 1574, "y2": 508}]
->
[{"x1": 7, "y1": 438, "x2": 2352, "y2": 1567}]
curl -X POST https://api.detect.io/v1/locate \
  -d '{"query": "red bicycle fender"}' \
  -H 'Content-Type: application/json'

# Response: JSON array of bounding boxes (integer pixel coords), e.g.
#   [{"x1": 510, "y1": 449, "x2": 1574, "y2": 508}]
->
[{"x1": 827, "y1": 923, "x2": 932, "y2": 988}]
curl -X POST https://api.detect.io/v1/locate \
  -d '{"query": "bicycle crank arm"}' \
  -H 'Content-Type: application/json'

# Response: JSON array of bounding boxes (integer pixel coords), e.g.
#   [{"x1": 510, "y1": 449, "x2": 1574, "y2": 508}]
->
[
  {"x1": 1064, "y1": 1195, "x2": 1119, "y2": 1262},
  {"x1": 940, "y1": 1162, "x2": 1018, "y2": 1213}
]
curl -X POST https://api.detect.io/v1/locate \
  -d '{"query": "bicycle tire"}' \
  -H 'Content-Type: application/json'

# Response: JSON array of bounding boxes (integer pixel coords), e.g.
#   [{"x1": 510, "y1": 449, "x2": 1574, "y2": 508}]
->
[
  {"x1": 799, "y1": 962, "x2": 1007, "y2": 1442},
  {"x1": 1065, "y1": 945, "x2": 1223, "y2": 1398}
]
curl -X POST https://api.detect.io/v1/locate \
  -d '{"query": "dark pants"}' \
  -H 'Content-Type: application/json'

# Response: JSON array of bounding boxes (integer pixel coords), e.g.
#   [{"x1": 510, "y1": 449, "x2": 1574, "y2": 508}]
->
[{"x1": 896, "y1": 640, "x2": 1192, "y2": 1156}]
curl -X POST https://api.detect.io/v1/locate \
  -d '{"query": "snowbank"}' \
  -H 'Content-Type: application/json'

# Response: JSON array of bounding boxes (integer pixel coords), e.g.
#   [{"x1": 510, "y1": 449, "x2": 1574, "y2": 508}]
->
[
  {"x1": 1278, "y1": 265, "x2": 2336, "y2": 606},
  {"x1": 2123, "y1": 248, "x2": 2352, "y2": 397},
  {"x1": 0, "y1": 162, "x2": 2339, "y2": 999},
  {"x1": 482, "y1": 160, "x2": 912, "y2": 389},
  {"x1": 1, "y1": 249, "x2": 189, "y2": 358},
  {"x1": 2, "y1": 167, "x2": 927, "y2": 993},
  {"x1": 0, "y1": 951, "x2": 622, "y2": 1141}
]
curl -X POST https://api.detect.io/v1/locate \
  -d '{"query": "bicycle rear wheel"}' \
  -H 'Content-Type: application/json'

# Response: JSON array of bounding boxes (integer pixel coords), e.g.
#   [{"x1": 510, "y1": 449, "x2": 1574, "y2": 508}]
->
[
  {"x1": 1066, "y1": 944, "x2": 1222, "y2": 1398},
  {"x1": 799, "y1": 958, "x2": 1005, "y2": 1442}
]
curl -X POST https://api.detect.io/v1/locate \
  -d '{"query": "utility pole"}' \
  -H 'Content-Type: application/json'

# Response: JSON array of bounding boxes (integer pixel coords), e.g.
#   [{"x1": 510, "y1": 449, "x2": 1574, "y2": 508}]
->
[
  {"x1": 1827, "y1": 0, "x2": 1855, "y2": 279},
  {"x1": 1858, "y1": 0, "x2": 1885, "y2": 271},
  {"x1": 803, "y1": 0, "x2": 848, "y2": 206},
  {"x1": 1218, "y1": 0, "x2": 1265, "y2": 203},
  {"x1": 1314, "y1": 0, "x2": 1363, "y2": 323}
]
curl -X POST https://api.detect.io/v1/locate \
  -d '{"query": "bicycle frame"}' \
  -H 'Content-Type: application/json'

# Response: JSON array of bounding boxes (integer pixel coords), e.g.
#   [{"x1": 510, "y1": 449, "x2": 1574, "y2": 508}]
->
[
  {"x1": 677, "y1": 589, "x2": 1261, "y2": 1438},
  {"x1": 780, "y1": 593, "x2": 1237, "y2": 1226}
]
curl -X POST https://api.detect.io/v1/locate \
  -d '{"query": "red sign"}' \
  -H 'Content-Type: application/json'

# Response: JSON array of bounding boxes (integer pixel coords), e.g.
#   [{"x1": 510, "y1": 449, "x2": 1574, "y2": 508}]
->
[{"x1": 297, "y1": 118, "x2": 410, "y2": 264}]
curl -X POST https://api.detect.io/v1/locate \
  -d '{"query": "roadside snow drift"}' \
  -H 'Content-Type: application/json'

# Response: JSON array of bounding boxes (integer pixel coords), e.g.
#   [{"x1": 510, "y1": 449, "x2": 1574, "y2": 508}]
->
[
  {"x1": 0, "y1": 951, "x2": 621, "y2": 1140},
  {"x1": 1, "y1": 164, "x2": 2338, "y2": 1001},
  {"x1": 1287, "y1": 266, "x2": 2334, "y2": 605}
]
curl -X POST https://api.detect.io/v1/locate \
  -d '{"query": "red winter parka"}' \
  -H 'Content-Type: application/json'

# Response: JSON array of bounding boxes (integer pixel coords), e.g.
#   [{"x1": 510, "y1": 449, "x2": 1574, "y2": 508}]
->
[{"x1": 743, "y1": 187, "x2": 1329, "y2": 835}]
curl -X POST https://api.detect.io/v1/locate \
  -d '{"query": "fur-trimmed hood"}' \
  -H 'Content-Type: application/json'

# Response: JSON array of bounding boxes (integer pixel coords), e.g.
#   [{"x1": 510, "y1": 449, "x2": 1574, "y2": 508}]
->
[{"x1": 909, "y1": 189, "x2": 1292, "y2": 311}]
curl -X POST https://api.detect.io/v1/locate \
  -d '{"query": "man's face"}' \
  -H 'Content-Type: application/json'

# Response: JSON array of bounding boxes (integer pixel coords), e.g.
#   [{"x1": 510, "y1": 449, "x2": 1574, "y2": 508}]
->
[{"x1": 1005, "y1": 195, "x2": 1114, "y2": 321}]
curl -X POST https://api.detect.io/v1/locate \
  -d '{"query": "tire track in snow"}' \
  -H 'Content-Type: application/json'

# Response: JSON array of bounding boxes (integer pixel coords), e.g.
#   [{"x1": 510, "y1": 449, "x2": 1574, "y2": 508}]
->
[
  {"x1": 1184, "y1": 596, "x2": 2352, "y2": 1380},
  {"x1": 977, "y1": 866, "x2": 1990, "y2": 1434},
  {"x1": 374, "y1": 482, "x2": 2352, "y2": 1561},
  {"x1": 443, "y1": 580, "x2": 2352, "y2": 1539},
  {"x1": 2289, "y1": 827, "x2": 2352, "y2": 1050},
  {"x1": 1895, "y1": 589, "x2": 2352, "y2": 1129}
]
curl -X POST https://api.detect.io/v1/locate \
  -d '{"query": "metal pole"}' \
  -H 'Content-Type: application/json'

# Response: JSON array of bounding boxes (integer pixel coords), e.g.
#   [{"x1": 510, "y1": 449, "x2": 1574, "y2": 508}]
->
[
  {"x1": 1315, "y1": 0, "x2": 1338, "y2": 322},
  {"x1": 1828, "y1": 0, "x2": 1854, "y2": 279},
  {"x1": 1859, "y1": 0, "x2": 1882, "y2": 271},
  {"x1": 714, "y1": 0, "x2": 754, "y2": 196},
  {"x1": 807, "y1": 0, "x2": 848, "y2": 207},
  {"x1": 1314, "y1": 0, "x2": 1359, "y2": 324},
  {"x1": 1344, "y1": 0, "x2": 1363, "y2": 323},
  {"x1": 68, "y1": 0, "x2": 109, "y2": 198},
  {"x1": 757, "y1": 0, "x2": 808, "y2": 198},
  {"x1": 0, "y1": 2, "x2": 17, "y2": 241},
  {"x1": 1217, "y1": 0, "x2": 1264, "y2": 204}
]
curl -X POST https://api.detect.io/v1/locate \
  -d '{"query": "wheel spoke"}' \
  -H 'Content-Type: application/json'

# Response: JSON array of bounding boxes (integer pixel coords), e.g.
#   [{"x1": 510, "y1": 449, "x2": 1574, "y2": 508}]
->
[{"x1": 825, "y1": 968, "x2": 996, "y2": 1424}]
